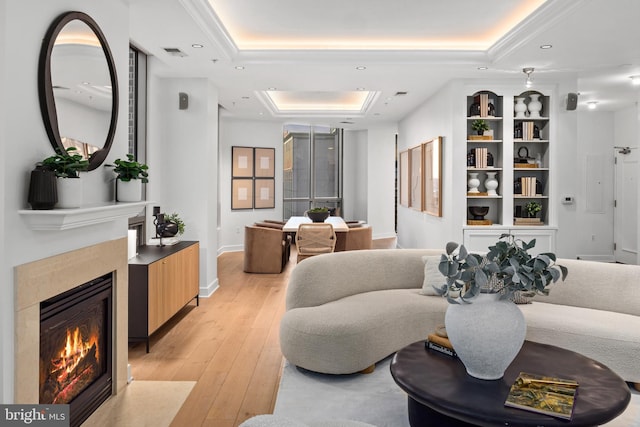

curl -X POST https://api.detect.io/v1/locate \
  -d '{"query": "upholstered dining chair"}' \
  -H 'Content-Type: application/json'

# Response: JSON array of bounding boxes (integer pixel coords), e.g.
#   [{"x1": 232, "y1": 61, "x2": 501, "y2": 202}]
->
[{"x1": 295, "y1": 223, "x2": 336, "y2": 263}]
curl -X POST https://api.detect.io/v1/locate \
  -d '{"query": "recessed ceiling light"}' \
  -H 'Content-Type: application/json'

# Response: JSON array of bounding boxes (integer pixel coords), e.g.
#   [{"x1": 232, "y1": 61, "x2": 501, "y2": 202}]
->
[
  {"x1": 540, "y1": 44, "x2": 553, "y2": 49},
  {"x1": 477, "y1": 66, "x2": 488, "y2": 70},
  {"x1": 587, "y1": 101, "x2": 598, "y2": 110},
  {"x1": 235, "y1": 66, "x2": 245, "y2": 70},
  {"x1": 356, "y1": 87, "x2": 365, "y2": 91},
  {"x1": 241, "y1": 96, "x2": 250, "y2": 100},
  {"x1": 355, "y1": 66, "x2": 366, "y2": 70},
  {"x1": 268, "y1": 87, "x2": 277, "y2": 91},
  {"x1": 630, "y1": 75, "x2": 640, "y2": 86},
  {"x1": 192, "y1": 44, "x2": 204, "y2": 48}
]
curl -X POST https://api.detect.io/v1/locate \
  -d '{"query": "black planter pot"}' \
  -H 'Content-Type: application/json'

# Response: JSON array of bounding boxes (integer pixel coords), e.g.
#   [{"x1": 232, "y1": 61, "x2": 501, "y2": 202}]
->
[
  {"x1": 307, "y1": 211, "x2": 329, "y2": 223},
  {"x1": 28, "y1": 166, "x2": 57, "y2": 210}
]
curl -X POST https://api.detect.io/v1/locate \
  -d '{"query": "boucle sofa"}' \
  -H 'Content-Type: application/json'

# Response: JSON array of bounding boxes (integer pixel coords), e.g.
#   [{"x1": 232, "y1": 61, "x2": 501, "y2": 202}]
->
[{"x1": 279, "y1": 249, "x2": 640, "y2": 386}]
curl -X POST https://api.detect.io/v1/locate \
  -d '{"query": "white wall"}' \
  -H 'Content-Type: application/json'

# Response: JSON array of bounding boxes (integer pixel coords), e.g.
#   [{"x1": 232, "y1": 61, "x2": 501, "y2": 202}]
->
[
  {"x1": 147, "y1": 73, "x2": 220, "y2": 295},
  {"x1": 1, "y1": 0, "x2": 130, "y2": 402},
  {"x1": 218, "y1": 118, "x2": 284, "y2": 253},
  {"x1": 397, "y1": 82, "x2": 458, "y2": 249}
]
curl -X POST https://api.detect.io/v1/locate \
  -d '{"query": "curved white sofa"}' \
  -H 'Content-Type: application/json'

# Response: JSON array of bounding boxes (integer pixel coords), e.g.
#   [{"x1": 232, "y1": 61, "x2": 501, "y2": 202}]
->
[{"x1": 280, "y1": 249, "x2": 640, "y2": 386}]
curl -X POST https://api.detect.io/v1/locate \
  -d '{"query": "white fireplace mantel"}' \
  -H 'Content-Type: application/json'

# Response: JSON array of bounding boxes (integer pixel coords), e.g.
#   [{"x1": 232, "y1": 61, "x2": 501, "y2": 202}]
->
[{"x1": 19, "y1": 201, "x2": 151, "y2": 230}]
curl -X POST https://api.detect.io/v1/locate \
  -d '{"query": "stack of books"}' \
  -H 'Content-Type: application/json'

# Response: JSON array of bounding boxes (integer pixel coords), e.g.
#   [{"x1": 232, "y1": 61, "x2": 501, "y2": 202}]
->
[
  {"x1": 425, "y1": 332, "x2": 457, "y2": 357},
  {"x1": 474, "y1": 147, "x2": 488, "y2": 168},
  {"x1": 520, "y1": 177, "x2": 537, "y2": 196},
  {"x1": 517, "y1": 121, "x2": 536, "y2": 140},
  {"x1": 504, "y1": 372, "x2": 579, "y2": 420}
]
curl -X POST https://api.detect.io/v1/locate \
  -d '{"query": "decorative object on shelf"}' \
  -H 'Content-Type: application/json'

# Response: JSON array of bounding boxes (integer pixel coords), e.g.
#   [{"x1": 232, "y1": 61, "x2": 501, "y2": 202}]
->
[
  {"x1": 533, "y1": 124, "x2": 541, "y2": 139},
  {"x1": 434, "y1": 236, "x2": 568, "y2": 380},
  {"x1": 474, "y1": 148, "x2": 487, "y2": 168},
  {"x1": 306, "y1": 207, "x2": 330, "y2": 223},
  {"x1": 471, "y1": 119, "x2": 489, "y2": 135},
  {"x1": 524, "y1": 201, "x2": 542, "y2": 218},
  {"x1": 470, "y1": 93, "x2": 495, "y2": 117},
  {"x1": 484, "y1": 172, "x2": 499, "y2": 196},
  {"x1": 468, "y1": 206, "x2": 489, "y2": 220},
  {"x1": 467, "y1": 150, "x2": 476, "y2": 167},
  {"x1": 469, "y1": 102, "x2": 480, "y2": 117},
  {"x1": 487, "y1": 151, "x2": 494, "y2": 167},
  {"x1": 514, "y1": 122, "x2": 523, "y2": 139},
  {"x1": 467, "y1": 173, "x2": 480, "y2": 193},
  {"x1": 164, "y1": 212, "x2": 186, "y2": 236},
  {"x1": 39, "y1": 146, "x2": 89, "y2": 208},
  {"x1": 528, "y1": 94, "x2": 543, "y2": 118},
  {"x1": 27, "y1": 165, "x2": 58, "y2": 210},
  {"x1": 151, "y1": 207, "x2": 184, "y2": 246},
  {"x1": 514, "y1": 97, "x2": 527, "y2": 118},
  {"x1": 106, "y1": 154, "x2": 149, "y2": 202}
]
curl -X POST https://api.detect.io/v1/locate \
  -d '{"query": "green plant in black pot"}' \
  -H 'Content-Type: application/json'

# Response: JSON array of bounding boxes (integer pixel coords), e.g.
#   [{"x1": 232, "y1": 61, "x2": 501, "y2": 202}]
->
[
  {"x1": 164, "y1": 213, "x2": 185, "y2": 236},
  {"x1": 471, "y1": 119, "x2": 490, "y2": 135},
  {"x1": 106, "y1": 154, "x2": 149, "y2": 182},
  {"x1": 307, "y1": 207, "x2": 330, "y2": 223},
  {"x1": 524, "y1": 201, "x2": 541, "y2": 218},
  {"x1": 40, "y1": 147, "x2": 89, "y2": 178}
]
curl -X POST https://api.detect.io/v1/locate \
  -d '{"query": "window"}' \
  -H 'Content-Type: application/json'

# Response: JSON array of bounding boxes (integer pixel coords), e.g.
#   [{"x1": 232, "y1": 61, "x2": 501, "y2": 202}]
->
[
  {"x1": 128, "y1": 46, "x2": 148, "y2": 244},
  {"x1": 283, "y1": 124, "x2": 343, "y2": 218}
]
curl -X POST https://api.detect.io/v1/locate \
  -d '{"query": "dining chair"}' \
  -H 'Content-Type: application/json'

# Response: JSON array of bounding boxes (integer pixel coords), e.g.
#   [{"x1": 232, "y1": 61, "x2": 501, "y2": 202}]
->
[{"x1": 295, "y1": 223, "x2": 336, "y2": 263}]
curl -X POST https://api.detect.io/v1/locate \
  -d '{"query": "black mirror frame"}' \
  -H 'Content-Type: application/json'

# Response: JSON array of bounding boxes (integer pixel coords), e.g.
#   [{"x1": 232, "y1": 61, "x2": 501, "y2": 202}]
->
[{"x1": 38, "y1": 11, "x2": 119, "y2": 171}]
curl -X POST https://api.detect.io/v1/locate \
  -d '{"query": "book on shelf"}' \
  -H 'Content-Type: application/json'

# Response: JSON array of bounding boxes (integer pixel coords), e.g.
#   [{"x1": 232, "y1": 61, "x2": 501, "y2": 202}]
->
[{"x1": 504, "y1": 372, "x2": 579, "y2": 420}]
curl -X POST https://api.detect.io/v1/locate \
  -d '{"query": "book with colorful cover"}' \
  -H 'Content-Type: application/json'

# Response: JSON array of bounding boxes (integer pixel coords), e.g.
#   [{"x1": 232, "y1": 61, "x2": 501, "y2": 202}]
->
[{"x1": 504, "y1": 372, "x2": 579, "y2": 420}]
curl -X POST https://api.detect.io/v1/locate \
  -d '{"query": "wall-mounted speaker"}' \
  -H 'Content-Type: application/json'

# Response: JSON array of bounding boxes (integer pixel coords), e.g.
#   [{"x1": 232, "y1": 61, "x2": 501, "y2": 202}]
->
[
  {"x1": 566, "y1": 92, "x2": 578, "y2": 111},
  {"x1": 179, "y1": 92, "x2": 189, "y2": 110}
]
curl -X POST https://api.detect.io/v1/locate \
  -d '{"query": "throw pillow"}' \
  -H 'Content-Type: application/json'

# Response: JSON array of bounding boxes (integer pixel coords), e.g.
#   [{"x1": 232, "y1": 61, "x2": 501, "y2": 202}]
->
[{"x1": 420, "y1": 255, "x2": 443, "y2": 296}]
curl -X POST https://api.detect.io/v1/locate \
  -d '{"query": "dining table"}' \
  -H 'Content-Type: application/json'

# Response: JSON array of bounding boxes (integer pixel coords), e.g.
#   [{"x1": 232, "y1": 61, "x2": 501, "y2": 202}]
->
[{"x1": 283, "y1": 216, "x2": 349, "y2": 232}]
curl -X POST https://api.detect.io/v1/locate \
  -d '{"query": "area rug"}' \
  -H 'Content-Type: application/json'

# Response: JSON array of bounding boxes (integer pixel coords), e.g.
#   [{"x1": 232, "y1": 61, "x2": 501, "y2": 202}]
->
[
  {"x1": 274, "y1": 357, "x2": 639, "y2": 427},
  {"x1": 83, "y1": 380, "x2": 195, "y2": 426}
]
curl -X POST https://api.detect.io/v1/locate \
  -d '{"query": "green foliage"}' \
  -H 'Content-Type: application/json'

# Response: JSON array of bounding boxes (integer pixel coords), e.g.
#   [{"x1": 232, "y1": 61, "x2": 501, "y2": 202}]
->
[
  {"x1": 471, "y1": 119, "x2": 490, "y2": 133},
  {"x1": 106, "y1": 154, "x2": 149, "y2": 182},
  {"x1": 39, "y1": 147, "x2": 89, "y2": 178},
  {"x1": 436, "y1": 234, "x2": 568, "y2": 304},
  {"x1": 164, "y1": 212, "x2": 185, "y2": 235},
  {"x1": 308, "y1": 207, "x2": 329, "y2": 213},
  {"x1": 525, "y1": 201, "x2": 542, "y2": 217}
]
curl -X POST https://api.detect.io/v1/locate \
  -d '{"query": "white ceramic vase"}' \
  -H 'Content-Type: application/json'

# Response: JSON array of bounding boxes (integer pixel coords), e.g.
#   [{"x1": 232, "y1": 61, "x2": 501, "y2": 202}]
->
[
  {"x1": 467, "y1": 173, "x2": 480, "y2": 193},
  {"x1": 445, "y1": 293, "x2": 526, "y2": 380},
  {"x1": 56, "y1": 177, "x2": 82, "y2": 208},
  {"x1": 484, "y1": 172, "x2": 499, "y2": 196},
  {"x1": 514, "y1": 97, "x2": 527, "y2": 118},
  {"x1": 528, "y1": 94, "x2": 543, "y2": 118},
  {"x1": 117, "y1": 179, "x2": 142, "y2": 202}
]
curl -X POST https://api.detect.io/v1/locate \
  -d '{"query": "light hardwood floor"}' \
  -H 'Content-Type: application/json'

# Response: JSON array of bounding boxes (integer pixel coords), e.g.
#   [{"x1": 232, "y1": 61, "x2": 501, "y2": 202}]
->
[{"x1": 128, "y1": 238, "x2": 396, "y2": 426}]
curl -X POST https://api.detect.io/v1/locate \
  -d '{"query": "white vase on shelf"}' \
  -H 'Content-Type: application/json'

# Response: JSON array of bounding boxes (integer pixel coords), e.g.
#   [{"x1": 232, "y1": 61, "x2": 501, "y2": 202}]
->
[
  {"x1": 484, "y1": 172, "x2": 499, "y2": 196},
  {"x1": 56, "y1": 177, "x2": 82, "y2": 208},
  {"x1": 528, "y1": 94, "x2": 543, "y2": 118},
  {"x1": 467, "y1": 173, "x2": 480, "y2": 194},
  {"x1": 514, "y1": 97, "x2": 527, "y2": 118}
]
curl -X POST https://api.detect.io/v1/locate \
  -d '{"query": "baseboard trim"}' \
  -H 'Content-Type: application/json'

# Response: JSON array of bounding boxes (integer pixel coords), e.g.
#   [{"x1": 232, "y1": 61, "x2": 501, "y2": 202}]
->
[
  {"x1": 575, "y1": 255, "x2": 616, "y2": 262},
  {"x1": 200, "y1": 278, "x2": 219, "y2": 298}
]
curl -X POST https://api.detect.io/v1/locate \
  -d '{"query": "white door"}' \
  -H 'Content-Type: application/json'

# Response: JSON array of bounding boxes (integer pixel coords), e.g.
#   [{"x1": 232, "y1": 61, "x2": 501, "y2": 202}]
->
[{"x1": 614, "y1": 148, "x2": 638, "y2": 264}]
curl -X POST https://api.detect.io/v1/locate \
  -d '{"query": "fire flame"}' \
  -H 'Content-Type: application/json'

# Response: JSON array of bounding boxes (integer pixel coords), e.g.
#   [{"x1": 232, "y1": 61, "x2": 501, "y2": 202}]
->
[{"x1": 50, "y1": 327, "x2": 99, "y2": 382}]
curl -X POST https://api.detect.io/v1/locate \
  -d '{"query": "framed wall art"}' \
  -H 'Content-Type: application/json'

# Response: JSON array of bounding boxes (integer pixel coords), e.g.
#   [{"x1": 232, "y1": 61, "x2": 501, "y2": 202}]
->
[
  {"x1": 254, "y1": 147, "x2": 275, "y2": 177},
  {"x1": 399, "y1": 150, "x2": 409, "y2": 207},
  {"x1": 254, "y1": 178, "x2": 275, "y2": 209},
  {"x1": 423, "y1": 136, "x2": 443, "y2": 217},
  {"x1": 409, "y1": 144, "x2": 423, "y2": 211},
  {"x1": 232, "y1": 146, "x2": 254, "y2": 178},
  {"x1": 231, "y1": 178, "x2": 254, "y2": 210}
]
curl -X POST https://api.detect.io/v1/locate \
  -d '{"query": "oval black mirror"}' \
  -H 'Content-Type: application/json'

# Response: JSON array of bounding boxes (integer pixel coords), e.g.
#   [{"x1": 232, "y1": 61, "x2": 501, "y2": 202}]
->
[{"x1": 38, "y1": 11, "x2": 118, "y2": 171}]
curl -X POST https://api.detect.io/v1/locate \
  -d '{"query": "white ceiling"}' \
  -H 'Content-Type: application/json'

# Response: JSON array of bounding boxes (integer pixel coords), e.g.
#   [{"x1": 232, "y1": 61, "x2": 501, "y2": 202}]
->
[{"x1": 128, "y1": 0, "x2": 640, "y2": 128}]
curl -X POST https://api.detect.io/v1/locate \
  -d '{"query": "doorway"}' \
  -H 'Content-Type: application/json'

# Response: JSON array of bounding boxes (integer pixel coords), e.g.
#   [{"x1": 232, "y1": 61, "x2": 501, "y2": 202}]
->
[{"x1": 614, "y1": 147, "x2": 638, "y2": 264}]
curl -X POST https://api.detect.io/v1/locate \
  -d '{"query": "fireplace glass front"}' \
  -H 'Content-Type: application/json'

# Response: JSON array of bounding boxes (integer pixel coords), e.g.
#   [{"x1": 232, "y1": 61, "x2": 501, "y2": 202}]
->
[{"x1": 40, "y1": 272, "x2": 113, "y2": 427}]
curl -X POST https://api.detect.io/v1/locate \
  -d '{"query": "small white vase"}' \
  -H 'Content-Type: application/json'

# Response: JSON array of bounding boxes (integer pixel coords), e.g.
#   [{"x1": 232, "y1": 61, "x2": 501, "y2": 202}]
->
[
  {"x1": 528, "y1": 94, "x2": 543, "y2": 118},
  {"x1": 56, "y1": 177, "x2": 82, "y2": 208},
  {"x1": 445, "y1": 293, "x2": 526, "y2": 380},
  {"x1": 514, "y1": 97, "x2": 527, "y2": 118},
  {"x1": 484, "y1": 172, "x2": 499, "y2": 196},
  {"x1": 467, "y1": 173, "x2": 480, "y2": 193},
  {"x1": 117, "y1": 179, "x2": 142, "y2": 202}
]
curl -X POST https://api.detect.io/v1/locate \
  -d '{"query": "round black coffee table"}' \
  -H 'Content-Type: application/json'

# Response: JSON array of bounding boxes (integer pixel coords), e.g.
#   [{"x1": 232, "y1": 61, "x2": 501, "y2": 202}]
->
[{"x1": 390, "y1": 341, "x2": 630, "y2": 427}]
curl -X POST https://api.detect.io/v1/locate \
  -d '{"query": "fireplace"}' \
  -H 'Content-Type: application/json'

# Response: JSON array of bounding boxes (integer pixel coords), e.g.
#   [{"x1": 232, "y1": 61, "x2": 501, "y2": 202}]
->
[
  {"x1": 15, "y1": 238, "x2": 128, "y2": 423},
  {"x1": 40, "y1": 273, "x2": 113, "y2": 427}
]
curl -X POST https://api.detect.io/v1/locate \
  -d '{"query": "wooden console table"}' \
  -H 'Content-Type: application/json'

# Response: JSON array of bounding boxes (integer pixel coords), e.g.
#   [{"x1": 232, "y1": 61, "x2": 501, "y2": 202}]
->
[{"x1": 128, "y1": 240, "x2": 199, "y2": 351}]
